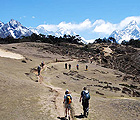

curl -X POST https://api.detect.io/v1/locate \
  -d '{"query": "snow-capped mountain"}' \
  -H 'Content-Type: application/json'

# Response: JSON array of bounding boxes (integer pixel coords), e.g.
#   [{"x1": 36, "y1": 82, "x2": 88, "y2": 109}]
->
[
  {"x1": 55, "y1": 28, "x2": 76, "y2": 37},
  {"x1": 110, "y1": 20, "x2": 140, "y2": 43},
  {"x1": 30, "y1": 25, "x2": 55, "y2": 36},
  {"x1": 30, "y1": 24, "x2": 77, "y2": 37},
  {"x1": 0, "y1": 19, "x2": 86, "y2": 43},
  {"x1": 0, "y1": 21, "x2": 4, "y2": 28},
  {"x1": 0, "y1": 19, "x2": 32, "y2": 38}
]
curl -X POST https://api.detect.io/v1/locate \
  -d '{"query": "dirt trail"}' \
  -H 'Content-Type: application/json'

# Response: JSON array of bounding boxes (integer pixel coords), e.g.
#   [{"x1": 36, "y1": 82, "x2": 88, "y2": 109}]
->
[{"x1": 38, "y1": 60, "x2": 87, "y2": 120}]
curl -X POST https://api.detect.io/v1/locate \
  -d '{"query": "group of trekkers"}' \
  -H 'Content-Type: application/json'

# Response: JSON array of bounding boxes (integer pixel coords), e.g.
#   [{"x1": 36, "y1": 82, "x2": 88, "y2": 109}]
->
[
  {"x1": 63, "y1": 87, "x2": 90, "y2": 119},
  {"x1": 37, "y1": 61, "x2": 90, "y2": 119},
  {"x1": 65, "y1": 63, "x2": 71, "y2": 70},
  {"x1": 65, "y1": 63, "x2": 88, "y2": 71}
]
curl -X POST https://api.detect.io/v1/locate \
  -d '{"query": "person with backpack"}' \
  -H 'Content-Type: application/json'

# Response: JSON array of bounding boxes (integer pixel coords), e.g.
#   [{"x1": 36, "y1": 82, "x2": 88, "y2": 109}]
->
[
  {"x1": 79, "y1": 87, "x2": 90, "y2": 117},
  {"x1": 86, "y1": 65, "x2": 88, "y2": 71},
  {"x1": 37, "y1": 65, "x2": 41, "y2": 76},
  {"x1": 41, "y1": 61, "x2": 45, "y2": 68},
  {"x1": 69, "y1": 64, "x2": 71, "y2": 70},
  {"x1": 76, "y1": 64, "x2": 79, "y2": 70},
  {"x1": 63, "y1": 89, "x2": 72, "y2": 119},
  {"x1": 65, "y1": 63, "x2": 67, "y2": 69}
]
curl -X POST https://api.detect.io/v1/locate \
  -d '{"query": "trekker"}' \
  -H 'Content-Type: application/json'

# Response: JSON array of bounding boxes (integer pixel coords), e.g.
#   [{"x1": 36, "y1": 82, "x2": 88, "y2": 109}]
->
[
  {"x1": 69, "y1": 64, "x2": 71, "y2": 70},
  {"x1": 63, "y1": 89, "x2": 72, "y2": 120},
  {"x1": 41, "y1": 61, "x2": 45, "y2": 68},
  {"x1": 37, "y1": 65, "x2": 41, "y2": 76},
  {"x1": 79, "y1": 87, "x2": 90, "y2": 117},
  {"x1": 76, "y1": 64, "x2": 79, "y2": 70},
  {"x1": 90, "y1": 59, "x2": 93, "y2": 64},
  {"x1": 86, "y1": 65, "x2": 88, "y2": 71},
  {"x1": 65, "y1": 63, "x2": 67, "y2": 69}
]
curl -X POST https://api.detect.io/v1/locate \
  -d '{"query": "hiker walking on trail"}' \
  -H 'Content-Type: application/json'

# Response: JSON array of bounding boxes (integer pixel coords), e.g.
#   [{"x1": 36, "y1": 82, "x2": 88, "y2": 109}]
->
[
  {"x1": 69, "y1": 64, "x2": 71, "y2": 70},
  {"x1": 76, "y1": 64, "x2": 79, "y2": 70},
  {"x1": 63, "y1": 89, "x2": 72, "y2": 120},
  {"x1": 79, "y1": 87, "x2": 90, "y2": 117},
  {"x1": 41, "y1": 61, "x2": 45, "y2": 68},
  {"x1": 65, "y1": 63, "x2": 67, "y2": 69},
  {"x1": 86, "y1": 65, "x2": 88, "y2": 71},
  {"x1": 37, "y1": 65, "x2": 41, "y2": 76}
]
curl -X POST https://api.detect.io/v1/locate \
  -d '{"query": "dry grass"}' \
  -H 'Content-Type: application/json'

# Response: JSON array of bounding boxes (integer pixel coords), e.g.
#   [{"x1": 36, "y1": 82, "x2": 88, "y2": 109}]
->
[{"x1": 0, "y1": 42, "x2": 140, "y2": 120}]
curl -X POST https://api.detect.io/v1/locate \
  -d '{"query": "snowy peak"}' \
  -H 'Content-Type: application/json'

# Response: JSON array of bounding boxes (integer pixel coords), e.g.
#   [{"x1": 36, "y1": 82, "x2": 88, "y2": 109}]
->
[
  {"x1": 0, "y1": 21, "x2": 4, "y2": 28},
  {"x1": 128, "y1": 20, "x2": 137, "y2": 26},
  {"x1": 8, "y1": 19, "x2": 21, "y2": 28},
  {"x1": 30, "y1": 24, "x2": 76, "y2": 37},
  {"x1": 55, "y1": 27, "x2": 76, "y2": 37},
  {"x1": 0, "y1": 19, "x2": 32, "y2": 38},
  {"x1": 123, "y1": 20, "x2": 139, "y2": 31},
  {"x1": 109, "y1": 20, "x2": 140, "y2": 43}
]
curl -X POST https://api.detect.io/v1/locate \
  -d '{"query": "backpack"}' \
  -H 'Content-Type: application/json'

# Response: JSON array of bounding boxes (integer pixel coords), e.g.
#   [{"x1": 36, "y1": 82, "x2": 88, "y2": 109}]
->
[
  {"x1": 66, "y1": 94, "x2": 72, "y2": 104},
  {"x1": 38, "y1": 66, "x2": 41, "y2": 71},
  {"x1": 83, "y1": 91, "x2": 90, "y2": 100}
]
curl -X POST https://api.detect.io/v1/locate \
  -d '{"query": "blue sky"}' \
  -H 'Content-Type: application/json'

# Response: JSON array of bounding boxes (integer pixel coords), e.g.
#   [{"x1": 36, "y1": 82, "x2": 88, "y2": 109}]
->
[{"x1": 1, "y1": 0, "x2": 140, "y2": 41}]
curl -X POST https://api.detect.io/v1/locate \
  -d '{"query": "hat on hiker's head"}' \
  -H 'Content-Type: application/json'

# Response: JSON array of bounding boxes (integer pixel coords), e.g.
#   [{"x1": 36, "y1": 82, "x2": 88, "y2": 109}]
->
[
  {"x1": 83, "y1": 87, "x2": 87, "y2": 90},
  {"x1": 65, "y1": 89, "x2": 69, "y2": 94},
  {"x1": 66, "y1": 89, "x2": 69, "y2": 92}
]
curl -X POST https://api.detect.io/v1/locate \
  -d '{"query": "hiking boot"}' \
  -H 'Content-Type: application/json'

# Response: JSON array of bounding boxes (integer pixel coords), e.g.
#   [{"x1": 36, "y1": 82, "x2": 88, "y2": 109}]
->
[
  {"x1": 84, "y1": 111, "x2": 86, "y2": 117},
  {"x1": 65, "y1": 115, "x2": 67, "y2": 119},
  {"x1": 68, "y1": 115, "x2": 70, "y2": 120},
  {"x1": 87, "y1": 111, "x2": 89, "y2": 116}
]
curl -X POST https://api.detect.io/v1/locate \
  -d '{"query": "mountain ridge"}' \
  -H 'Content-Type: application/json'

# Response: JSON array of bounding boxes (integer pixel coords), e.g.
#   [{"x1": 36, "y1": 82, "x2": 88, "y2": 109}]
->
[
  {"x1": 110, "y1": 20, "x2": 140, "y2": 43},
  {"x1": 1, "y1": 19, "x2": 140, "y2": 44},
  {"x1": 0, "y1": 19, "x2": 32, "y2": 38}
]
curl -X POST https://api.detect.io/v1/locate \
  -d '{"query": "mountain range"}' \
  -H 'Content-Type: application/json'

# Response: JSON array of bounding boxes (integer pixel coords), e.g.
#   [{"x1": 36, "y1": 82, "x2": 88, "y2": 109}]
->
[
  {"x1": 0, "y1": 19, "x2": 77, "y2": 39},
  {"x1": 0, "y1": 19, "x2": 140, "y2": 44},
  {"x1": 109, "y1": 20, "x2": 140, "y2": 43},
  {"x1": 30, "y1": 24, "x2": 77, "y2": 38},
  {"x1": 0, "y1": 19, "x2": 32, "y2": 38}
]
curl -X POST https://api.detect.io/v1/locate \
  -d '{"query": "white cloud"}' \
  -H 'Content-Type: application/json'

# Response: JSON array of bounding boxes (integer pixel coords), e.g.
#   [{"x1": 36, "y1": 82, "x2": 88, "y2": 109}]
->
[
  {"x1": 92, "y1": 16, "x2": 140, "y2": 35},
  {"x1": 92, "y1": 19, "x2": 105, "y2": 26},
  {"x1": 35, "y1": 16, "x2": 140, "y2": 40},
  {"x1": 20, "y1": 16, "x2": 26, "y2": 19},
  {"x1": 32, "y1": 16, "x2": 35, "y2": 19},
  {"x1": 119, "y1": 16, "x2": 140, "y2": 29},
  {"x1": 37, "y1": 24, "x2": 58, "y2": 31},
  {"x1": 93, "y1": 21, "x2": 117, "y2": 34},
  {"x1": 57, "y1": 19, "x2": 92, "y2": 31},
  {"x1": 36, "y1": 19, "x2": 92, "y2": 32}
]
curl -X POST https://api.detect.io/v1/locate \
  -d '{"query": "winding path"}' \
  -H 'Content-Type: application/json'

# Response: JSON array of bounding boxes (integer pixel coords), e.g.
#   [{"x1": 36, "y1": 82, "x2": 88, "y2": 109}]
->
[{"x1": 38, "y1": 61, "x2": 85, "y2": 120}]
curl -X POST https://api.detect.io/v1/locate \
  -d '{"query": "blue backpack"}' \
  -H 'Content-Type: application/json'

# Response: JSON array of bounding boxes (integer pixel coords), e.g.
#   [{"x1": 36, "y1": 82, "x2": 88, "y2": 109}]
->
[{"x1": 83, "y1": 91, "x2": 90, "y2": 100}]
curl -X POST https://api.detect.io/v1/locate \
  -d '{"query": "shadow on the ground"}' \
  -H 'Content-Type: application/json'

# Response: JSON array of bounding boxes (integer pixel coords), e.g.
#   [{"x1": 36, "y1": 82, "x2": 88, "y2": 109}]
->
[
  {"x1": 74, "y1": 114, "x2": 85, "y2": 119},
  {"x1": 57, "y1": 116, "x2": 66, "y2": 120}
]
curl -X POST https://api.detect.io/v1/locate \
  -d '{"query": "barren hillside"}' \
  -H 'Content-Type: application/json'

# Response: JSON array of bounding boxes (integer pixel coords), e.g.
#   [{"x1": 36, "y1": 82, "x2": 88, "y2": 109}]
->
[{"x1": 0, "y1": 42, "x2": 139, "y2": 120}]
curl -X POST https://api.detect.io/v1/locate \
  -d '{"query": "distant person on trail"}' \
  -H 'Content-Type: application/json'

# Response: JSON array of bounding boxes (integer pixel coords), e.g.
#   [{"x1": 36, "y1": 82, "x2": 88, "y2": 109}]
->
[
  {"x1": 63, "y1": 89, "x2": 72, "y2": 120},
  {"x1": 65, "y1": 63, "x2": 67, "y2": 69},
  {"x1": 76, "y1": 64, "x2": 79, "y2": 70},
  {"x1": 37, "y1": 65, "x2": 41, "y2": 76},
  {"x1": 90, "y1": 59, "x2": 93, "y2": 64},
  {"x1": 79, "y1": 87, "x2": 90, "y2": 117},
  {"x1": 69, "y1": 64, "x2": 71, "y2": 70},
  {"x1": 41, "y1": 61, "x2": 45, "y2": 68},
  {"x1": 86, "y1": 65, "x2": 88, "y2": 71}
]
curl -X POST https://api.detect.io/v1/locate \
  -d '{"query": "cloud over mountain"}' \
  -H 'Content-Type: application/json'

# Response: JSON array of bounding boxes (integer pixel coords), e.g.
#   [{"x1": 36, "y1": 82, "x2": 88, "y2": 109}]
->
[
  {"x1": 31, "y1": 16, "x2": 140, "y2": 42},
  {"x1": 1, "y1": 16, "x2": 140, "y2": 43},
  {"x1": 110, "y1": 20, "x2": 140, "y2": 43}
]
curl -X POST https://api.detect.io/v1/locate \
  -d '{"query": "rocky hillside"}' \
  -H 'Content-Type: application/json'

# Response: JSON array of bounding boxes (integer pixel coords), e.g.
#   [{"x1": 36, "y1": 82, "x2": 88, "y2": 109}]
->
[
  {"x1": 22, "y1": 42, "x2": 140, "y2": 80},
  {"x1": 39, "y1": 42, "x2": 140, "y2": 83}
]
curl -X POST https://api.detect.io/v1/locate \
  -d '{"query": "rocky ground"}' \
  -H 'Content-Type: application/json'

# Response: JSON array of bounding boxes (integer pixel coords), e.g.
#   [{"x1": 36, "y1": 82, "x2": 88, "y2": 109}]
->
[{"x1": 0, "y1": 42, "x2": 140, "y2": 120}]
